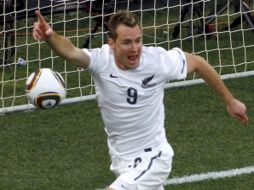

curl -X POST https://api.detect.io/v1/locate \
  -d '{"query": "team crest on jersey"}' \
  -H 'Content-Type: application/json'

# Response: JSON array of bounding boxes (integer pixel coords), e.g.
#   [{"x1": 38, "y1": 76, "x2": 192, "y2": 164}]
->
[{"x1": 141, "y1": 74, "x2": 156, "y2": 88}]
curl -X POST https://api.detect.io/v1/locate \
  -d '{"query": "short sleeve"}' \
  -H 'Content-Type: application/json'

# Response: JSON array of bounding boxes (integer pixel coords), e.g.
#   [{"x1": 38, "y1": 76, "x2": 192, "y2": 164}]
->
[
  {"x1": 83, "y1": 44, "x2": 111, "y2": 74},
  {"x1": 82, "y1": 48, "x2": 99, "y2": 74},
  {"x1": 161, "y1": 47, "x2": 187, "y2": 81}
]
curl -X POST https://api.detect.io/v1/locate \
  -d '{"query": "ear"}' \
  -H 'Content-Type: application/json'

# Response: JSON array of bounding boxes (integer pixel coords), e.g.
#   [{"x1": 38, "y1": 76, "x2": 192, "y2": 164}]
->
[{"x1": 107, "y1": 37, "x2": 114, "y2": 49}]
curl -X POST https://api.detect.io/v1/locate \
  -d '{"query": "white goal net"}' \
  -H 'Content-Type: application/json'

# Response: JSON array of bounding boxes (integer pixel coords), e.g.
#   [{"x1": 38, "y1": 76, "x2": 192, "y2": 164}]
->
[{"x1": 0, "y1": 0, "x2": 254, "y2": 114}]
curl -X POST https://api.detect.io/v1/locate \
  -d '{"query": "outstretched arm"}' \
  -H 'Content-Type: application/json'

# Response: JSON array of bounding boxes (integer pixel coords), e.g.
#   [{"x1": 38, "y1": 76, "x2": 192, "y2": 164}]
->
[
  {"x1": 185, "y1": 52, "x2": 249, "y2": 125},
  {"x1": 33, "y1": 10, "x2": 90, "y2": 68}
]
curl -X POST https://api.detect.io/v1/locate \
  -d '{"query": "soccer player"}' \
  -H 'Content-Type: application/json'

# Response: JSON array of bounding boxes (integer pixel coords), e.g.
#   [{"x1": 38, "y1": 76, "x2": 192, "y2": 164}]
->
[{"x1": 33, "y1": 10, "x2": 248, "y2": 190}]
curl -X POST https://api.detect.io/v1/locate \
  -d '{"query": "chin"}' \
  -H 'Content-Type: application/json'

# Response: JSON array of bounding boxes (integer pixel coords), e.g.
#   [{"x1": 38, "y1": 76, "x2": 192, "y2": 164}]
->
[{"x1": 128, "y1": 63, "x2": 139, "y2": 69}]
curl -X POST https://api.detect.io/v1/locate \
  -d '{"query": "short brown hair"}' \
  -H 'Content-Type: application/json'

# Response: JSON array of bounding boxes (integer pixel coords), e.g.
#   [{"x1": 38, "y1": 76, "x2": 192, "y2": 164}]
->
[{"x1": 108, "y1": 10, "x2": 141, "y2": 40}]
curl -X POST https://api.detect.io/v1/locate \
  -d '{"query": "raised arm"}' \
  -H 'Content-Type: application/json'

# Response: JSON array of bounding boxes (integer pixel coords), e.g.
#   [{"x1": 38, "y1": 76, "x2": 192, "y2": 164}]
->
[
  {"x1": 185, "y1": 52, "x2": 248, "y2": 125},
  {"x1": 33, "y1": 10, "x2": 90, "y2": 68}
]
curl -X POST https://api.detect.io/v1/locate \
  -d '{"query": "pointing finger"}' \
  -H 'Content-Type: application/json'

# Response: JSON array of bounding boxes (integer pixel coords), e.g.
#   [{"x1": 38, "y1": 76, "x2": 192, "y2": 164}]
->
[{"x1": 35, "y1": 10, "x2": 46, "y2": 24}]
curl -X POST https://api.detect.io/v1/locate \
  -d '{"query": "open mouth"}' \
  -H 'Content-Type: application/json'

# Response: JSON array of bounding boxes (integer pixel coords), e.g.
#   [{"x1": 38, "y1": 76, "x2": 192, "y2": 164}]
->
[{"x1": 128, "y1": 55, "x2": 138, "y2": 61}]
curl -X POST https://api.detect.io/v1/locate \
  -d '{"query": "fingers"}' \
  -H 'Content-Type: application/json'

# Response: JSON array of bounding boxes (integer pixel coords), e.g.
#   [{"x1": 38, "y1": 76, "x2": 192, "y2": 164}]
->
[
  {"x1": 235, "y1": 110, "x2": 249, "y2": 125},
  {"x1": 33, "y1": 10, "x2": 52, "y2": 41},
  {"x1": 35, "y1": 10, "x2": 46, "y2": 24},
  {"x1": 239, "y1": 105, "x2": 249, "y2": 125},
  {"x1": 35, "y1": 10, "x2": 48, "y2": 31},
  {"x1": 238, "y1": 113, "x2": 249, "y2": 125},
  {"x1": 32, "y1": 22, "x2": 41, "y2": 40},
  {"x1": 233, "y1": 114, "x2": 247, "y2": 125},
  {"x1": 227, "y1": 99, "x2": 249, "y2": 126}
]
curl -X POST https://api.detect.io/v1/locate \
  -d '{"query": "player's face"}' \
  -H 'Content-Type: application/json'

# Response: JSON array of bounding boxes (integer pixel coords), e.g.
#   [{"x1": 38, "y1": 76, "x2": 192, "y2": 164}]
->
[{"x1": 109, "y1": 24, "x2": 142, "y2": 70}]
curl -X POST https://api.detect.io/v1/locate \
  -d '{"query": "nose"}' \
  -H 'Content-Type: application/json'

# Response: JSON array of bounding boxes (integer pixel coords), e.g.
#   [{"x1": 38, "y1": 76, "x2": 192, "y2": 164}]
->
[{"x1": 130, "y1": 42, "x2": 139, "y2": 52}]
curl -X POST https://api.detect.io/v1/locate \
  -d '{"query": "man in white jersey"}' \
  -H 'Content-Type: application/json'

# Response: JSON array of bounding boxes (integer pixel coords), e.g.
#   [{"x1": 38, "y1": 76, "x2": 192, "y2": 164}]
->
[{"x1": 33, "y1": 10, "x2": 248, "y2": 190}]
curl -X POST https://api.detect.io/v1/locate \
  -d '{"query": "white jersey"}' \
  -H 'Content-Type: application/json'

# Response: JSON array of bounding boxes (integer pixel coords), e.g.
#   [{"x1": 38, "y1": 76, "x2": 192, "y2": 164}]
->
[{"x1": 85, "y1": 44, "x2": 187, "y2": 159}]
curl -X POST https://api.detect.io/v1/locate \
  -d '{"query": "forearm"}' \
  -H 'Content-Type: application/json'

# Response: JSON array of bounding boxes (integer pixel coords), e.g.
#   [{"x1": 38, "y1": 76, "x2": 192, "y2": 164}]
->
[
  {"x1": 188, "y1": 54, "x2": 234, "y2": 105},
  {"x1": 46, "y1": 31, "x2": 75, "y2": 61},
  {"x1": 186, "y1": 53, "x2": 248, "y2": 125},
  {"x1": 45, "y1": 31, "x2": 89, "y2": 68}
]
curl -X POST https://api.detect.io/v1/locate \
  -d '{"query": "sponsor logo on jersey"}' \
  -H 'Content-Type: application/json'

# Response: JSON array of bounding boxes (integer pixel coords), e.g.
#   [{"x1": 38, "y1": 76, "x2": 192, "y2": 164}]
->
[
  {"x1": 110, "y1": 73, "x2": 119, "y2": 78},
  {"x1": 141, "y1": 74, "x2": 156, "y2": 88}
]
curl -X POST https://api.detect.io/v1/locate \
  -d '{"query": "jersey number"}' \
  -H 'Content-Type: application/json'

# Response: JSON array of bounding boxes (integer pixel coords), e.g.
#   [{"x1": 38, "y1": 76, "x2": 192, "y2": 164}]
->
[{"x1": 127, "y1": 87, "x2": 137, "y2": 104}]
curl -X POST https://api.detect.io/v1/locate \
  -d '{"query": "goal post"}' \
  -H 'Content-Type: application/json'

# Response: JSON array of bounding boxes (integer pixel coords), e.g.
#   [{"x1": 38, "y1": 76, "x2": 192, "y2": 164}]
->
[{"x1": 0, "y1": 0, "x2": 254, "y2": 115}]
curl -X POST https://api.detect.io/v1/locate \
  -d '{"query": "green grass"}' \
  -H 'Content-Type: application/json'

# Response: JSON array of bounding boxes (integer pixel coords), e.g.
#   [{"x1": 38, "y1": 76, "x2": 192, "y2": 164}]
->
[
  {"x1": 0, "y1": 100, "x2": 111, "y2": 190},
  {"x1": 0, "y1": 77, "x2": 254, "y2": 189}
]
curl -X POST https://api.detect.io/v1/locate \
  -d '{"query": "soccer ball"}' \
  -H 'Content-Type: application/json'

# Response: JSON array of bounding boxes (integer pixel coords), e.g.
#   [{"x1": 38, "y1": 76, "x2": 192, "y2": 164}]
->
[{"x1": 25, "y1": 68, "x2": 66, "y2": 109}]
